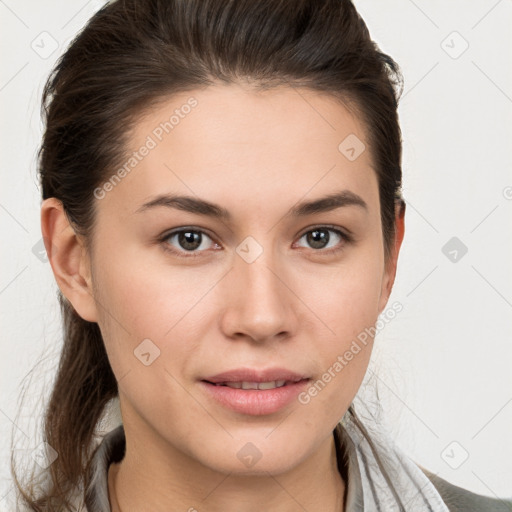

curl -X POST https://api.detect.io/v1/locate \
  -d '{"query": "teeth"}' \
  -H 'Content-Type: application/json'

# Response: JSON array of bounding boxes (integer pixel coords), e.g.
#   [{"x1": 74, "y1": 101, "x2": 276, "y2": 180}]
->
[
  {"x1": 219, "y1": 380, "x2": 288, "y2": 390},
  {"x1": 258, "y1": 380, "x2": 284, "y2": 390},
  {"x1": 224, "y1": 381, "x2": 242, "y2": 389}
]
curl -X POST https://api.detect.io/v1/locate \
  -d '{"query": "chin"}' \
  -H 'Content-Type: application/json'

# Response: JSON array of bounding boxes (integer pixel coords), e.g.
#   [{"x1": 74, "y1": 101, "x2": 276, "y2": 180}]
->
[{"x1": 195, "y1": 434, "x2": 315, "y2": 477}]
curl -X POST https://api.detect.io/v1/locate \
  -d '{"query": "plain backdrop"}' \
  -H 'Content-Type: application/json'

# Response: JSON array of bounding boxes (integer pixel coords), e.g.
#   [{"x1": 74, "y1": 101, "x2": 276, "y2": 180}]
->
[{"x1": 1, "y1": 0, "x2": 511, "y2": 507}]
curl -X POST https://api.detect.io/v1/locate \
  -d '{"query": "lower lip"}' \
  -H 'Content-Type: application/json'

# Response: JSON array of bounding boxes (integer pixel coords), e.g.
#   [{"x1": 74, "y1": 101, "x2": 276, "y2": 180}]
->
[{"x1": 200, "y1": 380, "x2": 310, "y2": 415}]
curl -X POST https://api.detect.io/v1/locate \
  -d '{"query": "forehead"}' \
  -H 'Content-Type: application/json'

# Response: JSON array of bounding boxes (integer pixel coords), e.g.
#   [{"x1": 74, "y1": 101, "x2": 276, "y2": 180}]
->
[{"x1": 101, "y1": 83, "x2": 379, "y2": 218}]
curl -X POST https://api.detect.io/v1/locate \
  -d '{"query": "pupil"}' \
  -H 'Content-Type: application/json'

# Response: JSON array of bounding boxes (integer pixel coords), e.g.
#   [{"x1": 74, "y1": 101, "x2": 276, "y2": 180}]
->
[
  {"x1": 308, "y1": 229, "x2": 329, "y2": 249},
  {"x1": 179, "y1": 231, "x2": 201, "y2": 251}
]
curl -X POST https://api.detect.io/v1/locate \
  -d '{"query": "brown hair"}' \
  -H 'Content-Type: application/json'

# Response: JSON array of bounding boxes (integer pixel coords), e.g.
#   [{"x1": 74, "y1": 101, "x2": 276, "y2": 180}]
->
[{"x1": 12, "y1": 0, "x2": 406, "y2": 509}]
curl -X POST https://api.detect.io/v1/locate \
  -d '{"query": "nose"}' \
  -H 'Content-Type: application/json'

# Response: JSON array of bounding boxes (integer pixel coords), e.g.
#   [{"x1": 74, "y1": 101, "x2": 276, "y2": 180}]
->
[{"x1": 219, "y1": 244, "x2": 298, "y2": 344}]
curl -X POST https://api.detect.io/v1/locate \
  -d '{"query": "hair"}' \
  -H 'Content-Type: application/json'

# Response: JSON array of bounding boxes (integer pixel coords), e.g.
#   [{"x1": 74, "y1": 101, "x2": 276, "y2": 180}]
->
[{"x1": 12, "y1": 0, "x2": 406, "y2": 509}]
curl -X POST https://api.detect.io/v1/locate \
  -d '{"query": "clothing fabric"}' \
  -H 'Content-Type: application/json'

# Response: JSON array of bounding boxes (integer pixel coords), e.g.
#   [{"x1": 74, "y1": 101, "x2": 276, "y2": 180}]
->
[
  {"x1": 336, "y1": 413, "x2": 512, "y2": 511},
  {"x1": 81, "y1": 413, "x2": 512, "y2": 511}
]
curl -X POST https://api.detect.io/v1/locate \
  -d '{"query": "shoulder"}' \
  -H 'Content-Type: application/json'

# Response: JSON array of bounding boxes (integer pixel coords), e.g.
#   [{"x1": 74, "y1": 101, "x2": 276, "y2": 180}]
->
[{"x1": 419, "y1": 466, "x2": 512, "y2": 512}]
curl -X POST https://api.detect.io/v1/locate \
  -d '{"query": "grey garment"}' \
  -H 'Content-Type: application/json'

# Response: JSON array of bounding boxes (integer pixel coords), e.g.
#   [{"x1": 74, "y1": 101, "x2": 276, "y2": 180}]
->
[
  {"x1": 84, "y1": 425, "x2": 125, "y2": 512},
  {"x1": 419, "y1": 468, "x2": 512, "y2": 512},
  {"x1": 83, "y1": 423, "x2": 512, "y2": 512},
  {"x1": 335, "y1": 419, "x2": 512, "y2": 512}
]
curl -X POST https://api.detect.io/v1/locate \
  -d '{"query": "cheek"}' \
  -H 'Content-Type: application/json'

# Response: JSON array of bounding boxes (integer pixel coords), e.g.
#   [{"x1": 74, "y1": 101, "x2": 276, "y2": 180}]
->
[
  {"x1": 91, "y1": 254, "x2": 208, "y2": 427},
  {"x1": 293, "y1": 254, "x2": 383, "y2": 400},
  {"x1": 94, "y1": 242, "x2": 217, "y2": 335},
  {"x1": 296, "y1": 254, "x2": 384, "y2": 338},
  {"x1": 91, "y1": 244, "x2": 223, "y2": 387}
]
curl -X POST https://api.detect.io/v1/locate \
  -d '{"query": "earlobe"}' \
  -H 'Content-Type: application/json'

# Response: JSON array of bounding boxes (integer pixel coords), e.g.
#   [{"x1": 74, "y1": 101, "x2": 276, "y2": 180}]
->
[
  {"x1": 378, "y1": 201, "x2": 406, "y2": 314},
  {"x1": 41, "y1": 198, "x2": 99, "y2": 322}
]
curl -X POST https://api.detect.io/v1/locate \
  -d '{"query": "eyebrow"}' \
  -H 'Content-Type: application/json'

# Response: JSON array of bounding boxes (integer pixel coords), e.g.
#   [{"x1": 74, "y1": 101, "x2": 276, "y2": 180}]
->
[{"x1": 135, "y1": 190, "x2": 368, "y2": 219}]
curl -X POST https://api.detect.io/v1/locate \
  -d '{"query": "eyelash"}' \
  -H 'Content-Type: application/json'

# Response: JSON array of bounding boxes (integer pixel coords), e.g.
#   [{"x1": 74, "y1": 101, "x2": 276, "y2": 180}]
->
[{"x1": 158, "y1": 225, "x2": 353, "y2": 259}]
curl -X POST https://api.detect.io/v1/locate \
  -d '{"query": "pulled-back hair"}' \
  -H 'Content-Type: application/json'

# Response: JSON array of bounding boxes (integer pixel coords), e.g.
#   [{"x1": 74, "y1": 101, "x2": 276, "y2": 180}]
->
[{"x1": 12, "y1": 0, "x2": 405, "y2": 509}]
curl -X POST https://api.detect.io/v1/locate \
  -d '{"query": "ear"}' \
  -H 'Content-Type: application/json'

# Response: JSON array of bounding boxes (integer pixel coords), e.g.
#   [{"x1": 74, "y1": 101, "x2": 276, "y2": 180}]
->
[
  {"x1": 378, "y1": 201, "x2": 406, "y2": 314},
  {"x1": 41, "y1": 198, "x2": 99, "y2": 322}
]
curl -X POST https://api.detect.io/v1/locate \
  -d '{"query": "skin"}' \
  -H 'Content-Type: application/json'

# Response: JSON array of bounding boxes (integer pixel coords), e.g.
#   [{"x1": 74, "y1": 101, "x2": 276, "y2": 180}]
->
[{"x1": 42, "y1": 83, "x2": 405, "y2": 512}]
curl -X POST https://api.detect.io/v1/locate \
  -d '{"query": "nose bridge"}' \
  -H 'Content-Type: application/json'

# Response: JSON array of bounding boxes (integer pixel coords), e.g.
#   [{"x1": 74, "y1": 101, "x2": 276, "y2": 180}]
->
[{"x1": 221, "y1": 234, "x2": 295, "y2": 341}]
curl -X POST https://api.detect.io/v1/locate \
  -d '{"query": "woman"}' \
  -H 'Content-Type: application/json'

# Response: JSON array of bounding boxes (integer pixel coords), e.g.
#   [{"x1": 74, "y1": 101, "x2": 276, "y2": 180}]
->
[{"x1": 11, "y1": 0, "x2": 512, "y2": 510}]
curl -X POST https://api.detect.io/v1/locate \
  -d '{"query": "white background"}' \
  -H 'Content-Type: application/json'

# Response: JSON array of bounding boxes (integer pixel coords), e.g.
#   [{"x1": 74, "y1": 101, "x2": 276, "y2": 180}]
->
[{"x1": 1, "y1": 0, "x2": 511, "y2": 507}]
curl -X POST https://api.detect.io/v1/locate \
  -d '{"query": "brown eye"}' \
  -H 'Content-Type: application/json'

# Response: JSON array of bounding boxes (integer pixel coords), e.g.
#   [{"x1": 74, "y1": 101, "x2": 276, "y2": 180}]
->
[
  {"x1": 175, "y1": 231, "x2": 203, "y2": 251},
  {"x1": 295, "y1": 227, "x2": 351, "y2": 254},
  {"x1": 305, "y1": 229, "x2": 331, "y2": 249},
  {"x1": 162, "y1": 228, "x2": 218, "y2": 257}
]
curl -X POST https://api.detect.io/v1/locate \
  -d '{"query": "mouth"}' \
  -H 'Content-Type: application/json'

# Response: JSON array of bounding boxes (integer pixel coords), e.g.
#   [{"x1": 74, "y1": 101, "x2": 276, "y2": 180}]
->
[
  {"x1": 204, "y1": 379, "x2": 302, "y2": 390},
  {"x1": 199, "y1": 372, "x2": 311, "y2": 416}
]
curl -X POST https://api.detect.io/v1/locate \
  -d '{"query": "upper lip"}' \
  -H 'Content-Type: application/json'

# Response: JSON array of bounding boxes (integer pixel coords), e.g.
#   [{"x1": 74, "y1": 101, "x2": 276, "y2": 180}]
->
[{"x1": 202, "y1": 367, "x2": 310, "y2": 384}]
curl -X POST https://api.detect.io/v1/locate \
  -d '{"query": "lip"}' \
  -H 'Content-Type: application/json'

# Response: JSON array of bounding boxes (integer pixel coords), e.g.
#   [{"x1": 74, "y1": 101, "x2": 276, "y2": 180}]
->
[
  {"x1": 200, "y1": 367, "x2": 311, "y2": 416},
  {"x1": 203, "y1": 367, "x2": 309, "y2": 384}
]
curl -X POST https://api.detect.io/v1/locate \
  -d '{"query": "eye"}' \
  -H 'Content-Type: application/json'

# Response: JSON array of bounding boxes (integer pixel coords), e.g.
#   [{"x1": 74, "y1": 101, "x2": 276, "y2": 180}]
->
[
  {"x1": 160, "y1": 228, "x2": 220, "y2": 258},
  {"x1": 159, "y1": 225, "x2": 352, "y2": 259},
  {"x1": 294, "y1": 226, "x2": 352, "y2": 254}
]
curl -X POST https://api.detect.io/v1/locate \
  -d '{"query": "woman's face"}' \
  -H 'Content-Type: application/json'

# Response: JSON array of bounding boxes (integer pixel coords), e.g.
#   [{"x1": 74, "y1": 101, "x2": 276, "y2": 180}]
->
[{"x1": 86, "y1": 83, "x2": 402, "y2": 474}]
